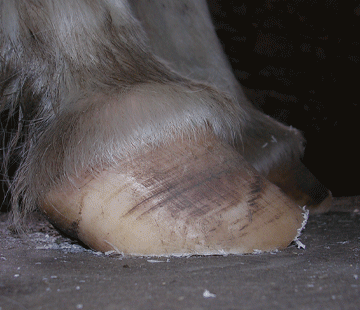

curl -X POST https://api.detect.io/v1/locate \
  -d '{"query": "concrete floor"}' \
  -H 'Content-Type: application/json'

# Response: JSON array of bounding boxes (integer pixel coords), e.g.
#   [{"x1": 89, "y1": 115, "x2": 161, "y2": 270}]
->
[{"x1": 1, "y1": 197, "x2": 359, "y2": 310}]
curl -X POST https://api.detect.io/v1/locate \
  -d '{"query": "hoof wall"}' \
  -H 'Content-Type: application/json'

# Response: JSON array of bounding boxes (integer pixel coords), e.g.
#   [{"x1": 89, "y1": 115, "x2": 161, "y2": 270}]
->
[{"x1": 41, "y1": 133, "x2": 306, "y2": 256}]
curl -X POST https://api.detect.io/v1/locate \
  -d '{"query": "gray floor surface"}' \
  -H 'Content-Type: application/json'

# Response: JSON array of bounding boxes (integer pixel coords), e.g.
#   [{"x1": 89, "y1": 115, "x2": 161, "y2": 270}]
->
[{"x1": 1, "y1": 197, "x2": 359, "y2": 310}]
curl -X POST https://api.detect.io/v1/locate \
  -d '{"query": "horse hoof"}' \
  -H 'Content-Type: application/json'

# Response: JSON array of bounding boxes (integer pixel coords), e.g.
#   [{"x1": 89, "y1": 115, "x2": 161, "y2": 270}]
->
[{"x1": 41, "y1": 132, "x2": 306, "y2": 256}]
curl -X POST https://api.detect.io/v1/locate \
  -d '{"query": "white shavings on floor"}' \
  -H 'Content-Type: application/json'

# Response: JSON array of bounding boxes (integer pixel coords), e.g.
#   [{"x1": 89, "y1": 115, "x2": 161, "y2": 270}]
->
[
  {"x1": 35, "y1": 242, "x2": 89, "y2": 253},
  {"x1": 32, "y1": 233, "x2": 91, "y2": 253},
  {"x1": 0, "y1": 212, "x2": 92, "y2": 254},
  {"x1": 217, "y1": 249, "x2": 229, "y2": 256},
  {"x1": 104, "y1": 250, "x2": 117, "y2": 256},
  {"x1": 103, "y1": 240, "x2": 124, "y2": 255},
  {"x1": 293, "y1": 206, "x2": 309, "y2": 249},
  {"x1": 203, "y1": 289, "x2": 216, "y2": 298},
  {"x1": 147, "y1": 259, "x2": 170, "y2": 263},
  {"x1": 295, "y1": 239, "x2": 306, "y2": 249}
]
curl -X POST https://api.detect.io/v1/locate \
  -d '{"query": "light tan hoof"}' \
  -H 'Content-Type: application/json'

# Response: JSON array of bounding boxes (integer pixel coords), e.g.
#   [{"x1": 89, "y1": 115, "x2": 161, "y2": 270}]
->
[{"x1": 41, "y1": 132, "x2": 306, "y2": 256}]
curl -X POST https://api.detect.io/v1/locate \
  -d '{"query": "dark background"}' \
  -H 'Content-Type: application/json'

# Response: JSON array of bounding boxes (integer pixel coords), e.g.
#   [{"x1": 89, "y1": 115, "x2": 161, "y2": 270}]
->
[{"x1": 207, "y1": 0, "x2": 360, "y2": 197}]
